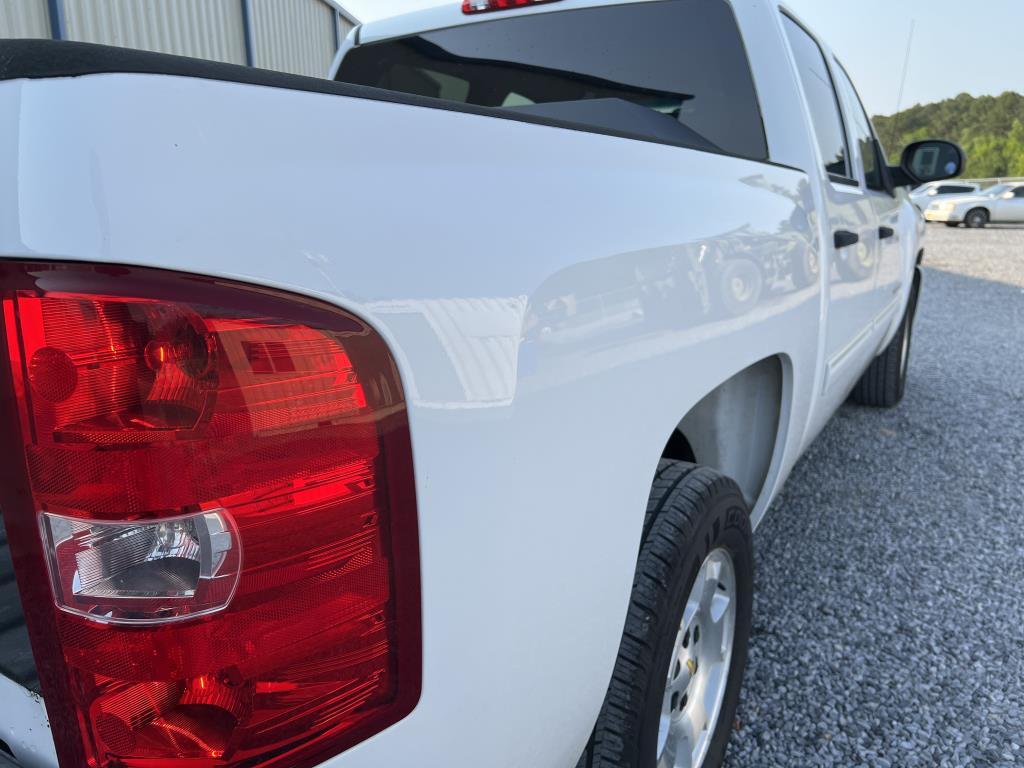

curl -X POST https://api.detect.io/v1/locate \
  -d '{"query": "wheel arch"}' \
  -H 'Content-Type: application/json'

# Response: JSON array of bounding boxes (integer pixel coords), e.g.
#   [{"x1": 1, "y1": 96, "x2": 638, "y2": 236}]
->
[{"x1": 661, "y1": 355, "x2": 791, "y2": 515}]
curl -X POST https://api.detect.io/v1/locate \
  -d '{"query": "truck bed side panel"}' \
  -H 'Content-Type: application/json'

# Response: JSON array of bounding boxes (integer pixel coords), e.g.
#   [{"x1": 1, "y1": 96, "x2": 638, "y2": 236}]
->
[{"x1": 0, "y1": 72, "x2": 820, "y2": 768}]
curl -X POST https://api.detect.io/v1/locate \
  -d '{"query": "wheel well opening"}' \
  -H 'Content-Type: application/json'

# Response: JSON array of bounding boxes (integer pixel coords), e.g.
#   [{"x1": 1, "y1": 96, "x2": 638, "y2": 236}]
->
[
  {"x1": 661, "y1": 356, "x2": 785, "y2": 508},
  {"x1": 662, "y1": 429, "x2": 696, "y2": 464}
]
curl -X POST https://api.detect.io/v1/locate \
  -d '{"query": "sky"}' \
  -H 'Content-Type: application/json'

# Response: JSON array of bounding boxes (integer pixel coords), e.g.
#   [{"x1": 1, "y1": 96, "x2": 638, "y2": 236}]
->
[{"x1": 340, "y1": 0, "x2": 1023, "y2": 117}]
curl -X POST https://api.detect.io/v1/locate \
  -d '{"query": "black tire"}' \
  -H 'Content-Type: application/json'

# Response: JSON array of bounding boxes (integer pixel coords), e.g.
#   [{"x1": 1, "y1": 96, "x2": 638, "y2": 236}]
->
[
  {"x1": 851, "y1": 269, "x2": 921, "y2": 407},
  {"x1": 964, "y1": 208, "x2": 989, "y2": 228},
  {"x1": 583, "y1": 461, "x2": 754, "y2": 768},
  {"x1": 718, "y1": 259, "x2": 763, "y2": 316}
]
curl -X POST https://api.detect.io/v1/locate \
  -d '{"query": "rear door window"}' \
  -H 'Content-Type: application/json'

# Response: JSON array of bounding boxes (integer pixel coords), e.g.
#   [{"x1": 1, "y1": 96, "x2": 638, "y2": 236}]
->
[
  {"x1": 337, "y1": 0, "x2": 768, "y2": 160},
  {"x1": 781, "y1": 14, "x2": 853, "y2": 183},
  {"x1": 833, "y1": 63, "x2": 884, "y2": 191}
]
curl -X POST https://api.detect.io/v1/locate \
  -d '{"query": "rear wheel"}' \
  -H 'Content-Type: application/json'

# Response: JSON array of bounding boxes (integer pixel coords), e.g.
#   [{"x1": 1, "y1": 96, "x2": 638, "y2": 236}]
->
[
  {"x1": 583, "y1": 461, "x2": 754, "y2": 768},
  {"x1": 964, "y1": 208, "x2": 989, "y2": 228}
]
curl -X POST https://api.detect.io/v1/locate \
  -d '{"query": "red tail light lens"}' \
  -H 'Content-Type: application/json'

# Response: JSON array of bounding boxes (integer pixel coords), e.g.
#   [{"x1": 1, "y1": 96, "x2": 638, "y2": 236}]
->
[
  {"x1": 0, "y1": 262, "x2": 420, "y2": 767},
  {"x1": 461, "y1": 0, "x2": 561, "y2": 14}
]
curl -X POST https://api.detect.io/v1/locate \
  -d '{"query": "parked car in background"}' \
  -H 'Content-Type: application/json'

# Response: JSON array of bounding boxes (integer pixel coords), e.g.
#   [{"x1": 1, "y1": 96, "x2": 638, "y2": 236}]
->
[
  {"x1": 924, "y1": 182, "x2": 1024, "y2": 227},
  {"x1": 0, "y1": 2, "x2": 964, "y2": 767},
  {"x1": 910, "y1": 180, "x2": 979, "y2": 212}
]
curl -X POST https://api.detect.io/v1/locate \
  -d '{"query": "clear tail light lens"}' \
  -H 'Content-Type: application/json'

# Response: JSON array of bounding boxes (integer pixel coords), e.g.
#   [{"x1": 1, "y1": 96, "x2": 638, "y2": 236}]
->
[
  {"x1": 0, "y1": 262, "x2": 420, "y2": 767},
  {"x1": 41, "y1": 508, "x2": 241, "y2": 623}
]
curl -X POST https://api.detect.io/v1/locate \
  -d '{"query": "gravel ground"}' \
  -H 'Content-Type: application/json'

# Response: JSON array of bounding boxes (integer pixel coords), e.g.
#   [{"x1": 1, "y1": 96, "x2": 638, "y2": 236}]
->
[{"x1": 727, "y1": 225, "x2": 1024, "y2": 767}]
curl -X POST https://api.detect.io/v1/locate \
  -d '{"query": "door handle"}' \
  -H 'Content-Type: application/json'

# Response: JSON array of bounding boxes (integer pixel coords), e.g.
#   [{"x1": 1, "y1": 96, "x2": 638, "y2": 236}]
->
[
  {"x1": 878, "y1": 226, "x2": 895, "y2": 240},
  {"x1": 834, "y1": 230, "x2": 859, "y2": 249}
]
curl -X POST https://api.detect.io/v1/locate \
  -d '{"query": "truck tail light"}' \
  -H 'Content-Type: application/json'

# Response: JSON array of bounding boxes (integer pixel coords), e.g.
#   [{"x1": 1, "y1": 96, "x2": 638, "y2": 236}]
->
[
  {"x1": 40, "y1": 508, "x2": 241, "y2": 624},
  {"x1": 462, "y1": 0, "x2": 561, "y2": 14},
  {"x1": 0, "y1": 262, "x2": 420, "y2": 768}
]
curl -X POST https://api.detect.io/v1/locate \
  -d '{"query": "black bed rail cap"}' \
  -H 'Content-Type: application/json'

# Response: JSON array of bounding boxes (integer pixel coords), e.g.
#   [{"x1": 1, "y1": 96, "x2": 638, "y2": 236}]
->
[
  {"x1": 0, "y1": 38, "x2": 807, "y2": 172},
  {"x1": 0, "y1": 38, "x2": 370, "y2": 99}
]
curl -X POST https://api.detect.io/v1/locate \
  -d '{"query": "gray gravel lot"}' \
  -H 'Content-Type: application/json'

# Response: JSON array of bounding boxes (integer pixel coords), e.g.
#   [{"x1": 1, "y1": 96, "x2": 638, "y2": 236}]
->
[{"x1": 728, "y1": 225, "x2": 1024, "y2": 767}]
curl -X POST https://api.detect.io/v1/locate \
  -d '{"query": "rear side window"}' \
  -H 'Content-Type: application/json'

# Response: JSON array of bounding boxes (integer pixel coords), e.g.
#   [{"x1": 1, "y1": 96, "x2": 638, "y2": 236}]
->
[
  {"x1": 337, "y1": 0, "x2": 768, "y2": 160},
  {"x1": 833, "y1": 63, "x2": 883, "y2": 191},
  {"x1": 781, "y1": 14, "x2": 852, "y2": 183}
]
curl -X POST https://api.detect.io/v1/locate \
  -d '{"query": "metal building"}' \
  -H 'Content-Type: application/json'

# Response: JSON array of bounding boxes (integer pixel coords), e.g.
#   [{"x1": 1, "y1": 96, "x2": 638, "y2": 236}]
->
[{"x1": 0, "y1": 0, "x2": 357, "y2": 79}]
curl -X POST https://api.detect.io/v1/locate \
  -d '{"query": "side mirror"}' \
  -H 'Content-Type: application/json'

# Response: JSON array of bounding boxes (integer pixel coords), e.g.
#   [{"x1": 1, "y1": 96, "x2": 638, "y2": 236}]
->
[
  {"x1": 890, "y1": 140, "x2": 966, "y2": 187},
  {"x1": 1002, "y1": 191, "x2": 1015, "y2": 200}
]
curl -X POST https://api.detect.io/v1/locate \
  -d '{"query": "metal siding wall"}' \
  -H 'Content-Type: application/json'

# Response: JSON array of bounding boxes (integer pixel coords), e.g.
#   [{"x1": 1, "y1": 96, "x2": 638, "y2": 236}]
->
[
  {"x1": 338, "y1": 12, "x2": 354, "y2": 44},
  {"x1": 0, "y1": 0, "x2": 51, "y2": 38},
  {"x1": 250, "y1": 0, "x2": 336, "y2": 77},
  {"x1": 63, "y1": 0, "x2": 247, "y2": 64}
]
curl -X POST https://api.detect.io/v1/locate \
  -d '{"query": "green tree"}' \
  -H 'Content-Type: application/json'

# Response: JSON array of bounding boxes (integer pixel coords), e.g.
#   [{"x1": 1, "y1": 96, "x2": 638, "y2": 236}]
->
[
  {"x1": 962, "y1": 134, "x2": 1006, "y2": 177},
  {"x1": 873, "y1": 91, "x2": 1024, "y2": 177},
  {"x1": 1005, "y1": 120, "x2": 1024, "y2": 176}
]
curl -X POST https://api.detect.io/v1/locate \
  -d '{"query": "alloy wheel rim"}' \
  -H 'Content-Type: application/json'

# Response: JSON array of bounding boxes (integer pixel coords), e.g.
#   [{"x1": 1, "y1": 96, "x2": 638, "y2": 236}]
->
[{"x1": 656, "y1": 548, "x2": 737, "y2": 768}]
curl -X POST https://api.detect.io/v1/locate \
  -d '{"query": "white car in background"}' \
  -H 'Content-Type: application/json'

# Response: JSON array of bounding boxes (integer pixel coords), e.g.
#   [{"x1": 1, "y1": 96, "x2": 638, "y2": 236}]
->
[
  {"x1": 910, "y1": 180, "x2": 979, "y2": 212},
  {"x1": 924, "y1": 182, "x2": 1024, "y2": 227}
]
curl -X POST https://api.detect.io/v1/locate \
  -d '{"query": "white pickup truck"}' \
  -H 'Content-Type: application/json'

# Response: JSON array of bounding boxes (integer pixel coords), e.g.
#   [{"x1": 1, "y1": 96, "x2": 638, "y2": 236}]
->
[{"x1": 0, "y1": 2, "x2": 964, "y2": 767}]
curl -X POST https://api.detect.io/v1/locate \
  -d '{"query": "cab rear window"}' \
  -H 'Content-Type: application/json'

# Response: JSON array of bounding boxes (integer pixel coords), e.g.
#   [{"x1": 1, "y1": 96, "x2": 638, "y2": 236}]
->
[{"x1": 336, "y1": 0, "x2": 768, "y2": 161}]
